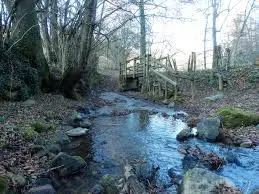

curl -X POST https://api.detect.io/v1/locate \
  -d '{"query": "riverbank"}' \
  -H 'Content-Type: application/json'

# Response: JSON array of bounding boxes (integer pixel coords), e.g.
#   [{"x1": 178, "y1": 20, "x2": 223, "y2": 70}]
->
[
  {"x1": 124, "y1": 88, "x2": 259, "y2": 147},
  {"x1": 0, "y1": 90, "x2": 109, "y2": 193}
]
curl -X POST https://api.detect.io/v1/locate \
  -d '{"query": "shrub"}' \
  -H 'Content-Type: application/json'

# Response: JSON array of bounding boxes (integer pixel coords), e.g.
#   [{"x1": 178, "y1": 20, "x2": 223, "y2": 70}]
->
[{"x1": 217, "y1": 107, "x2": 259, "y2": 128}]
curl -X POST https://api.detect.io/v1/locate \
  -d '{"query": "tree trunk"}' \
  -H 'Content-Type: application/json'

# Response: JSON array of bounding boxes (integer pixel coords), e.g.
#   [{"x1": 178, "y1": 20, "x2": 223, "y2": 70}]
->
[
  {"x1": 139, "y1": 0, "x2": 146, "y2": 72},
  {"x1": 0, "y1": 0, "x2": 3, "y2": 47},
  {"x1": 59, "y1": 0, "x2": 97, "y2": 98},
  {"x1": 8, "y1": 0, "x2": 50, "y2": 87},
  {"x1": 203, "y1": 14, "x2": 208, "y2": 69},
  {"x1": 50, "y1": 0, "x2": 58, "y2": 62},
  {"x1": 77, "y1": 0, "x2": 97, "y2": 69},
  {"x1": 139, "y1": 0, "x2": 147, "y2": 92},
  {"x1": 40, "y1": 0, "x2": 52, "y2": 64},
  {"x1": 212, "y1": 0, "x2": 218, "y2": 69}
]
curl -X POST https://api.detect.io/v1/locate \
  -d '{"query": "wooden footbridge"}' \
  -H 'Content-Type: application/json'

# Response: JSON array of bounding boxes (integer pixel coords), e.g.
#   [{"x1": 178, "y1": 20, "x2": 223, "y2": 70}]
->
[
  {"x1": 120, "y1": 55, "x2": 185, "y2": 100},
  {"x1": 119, "y1": 53, "x2": 199, "y2": 101}
]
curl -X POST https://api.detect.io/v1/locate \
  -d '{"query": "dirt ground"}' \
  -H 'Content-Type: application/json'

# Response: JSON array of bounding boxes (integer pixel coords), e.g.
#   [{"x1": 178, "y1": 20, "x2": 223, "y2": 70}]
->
[{"x1": 183, "y1": 88, "x2": 259, "y2": 146}]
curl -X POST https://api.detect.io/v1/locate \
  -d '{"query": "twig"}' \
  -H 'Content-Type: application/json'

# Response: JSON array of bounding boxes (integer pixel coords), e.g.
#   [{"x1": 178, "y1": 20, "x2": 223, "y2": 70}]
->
[{"x1": 7, "y1": 24, "x2": 38, "y2": 52}]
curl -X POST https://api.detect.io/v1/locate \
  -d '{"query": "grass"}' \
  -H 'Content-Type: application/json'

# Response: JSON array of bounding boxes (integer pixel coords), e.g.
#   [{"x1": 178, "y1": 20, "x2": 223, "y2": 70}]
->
[
  {"x1": 30, "y1": 122, "x2": 56, "y2": 133},
  {"x1": 217, "y1": 107, "x2": 259, "y2": 128},
  {"x1": 23, "y1": 126, "x2": 38, "y2": 140}
]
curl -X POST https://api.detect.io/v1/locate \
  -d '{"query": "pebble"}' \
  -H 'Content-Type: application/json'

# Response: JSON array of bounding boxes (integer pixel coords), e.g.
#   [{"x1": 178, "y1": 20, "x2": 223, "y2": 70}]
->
[{"x1": 240, "y1": 139, "x2": 253, "y2": 148}]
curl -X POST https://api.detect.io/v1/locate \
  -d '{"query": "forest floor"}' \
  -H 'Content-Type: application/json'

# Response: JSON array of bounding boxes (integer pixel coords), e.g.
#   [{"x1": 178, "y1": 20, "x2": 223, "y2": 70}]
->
[
  {"x1": 0, "y1": 90, "x2": 111, "y2": 192},
  {"x1": 183, "y1": 88, "x2": 259, "y2": 146}
]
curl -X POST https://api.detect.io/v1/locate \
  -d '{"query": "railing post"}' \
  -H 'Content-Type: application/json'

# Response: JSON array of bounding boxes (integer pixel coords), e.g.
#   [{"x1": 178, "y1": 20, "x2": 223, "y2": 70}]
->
[
  {"x1": 125, "y1": 60, "x2": 127, "y2": 79},
  {"x1": 165, "y1": 81, "x2": 168, "y2": 99},
  {"x1": 133, "y1": 58, "x2": 136, "y2": 78}
]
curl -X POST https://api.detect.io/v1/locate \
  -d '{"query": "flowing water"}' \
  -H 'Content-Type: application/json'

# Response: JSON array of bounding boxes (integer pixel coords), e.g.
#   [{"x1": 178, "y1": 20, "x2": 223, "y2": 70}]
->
[{"x1": 60, "y1": 92, "x2": 259, "y2": 193}]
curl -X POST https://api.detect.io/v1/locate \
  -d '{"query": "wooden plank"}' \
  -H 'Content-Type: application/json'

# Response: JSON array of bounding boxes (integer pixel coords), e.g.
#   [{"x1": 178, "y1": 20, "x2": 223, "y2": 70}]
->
[
  {"x1": 150, "y1": 68, "x2": 177, "y2": 86},
  {"x1": 126, "y1": 56, "x2": 140, "y2": 63}
]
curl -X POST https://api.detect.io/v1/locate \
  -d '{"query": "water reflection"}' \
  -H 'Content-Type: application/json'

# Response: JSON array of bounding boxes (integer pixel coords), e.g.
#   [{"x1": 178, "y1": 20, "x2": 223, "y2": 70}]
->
[{"x1": 139, "y1": 110, "x2": 150, "y2": 131}]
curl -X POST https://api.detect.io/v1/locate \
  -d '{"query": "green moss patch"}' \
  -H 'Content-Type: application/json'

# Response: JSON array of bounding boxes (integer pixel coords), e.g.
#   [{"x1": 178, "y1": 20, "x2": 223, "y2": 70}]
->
[
  {"x1": 30, "y1": 122, "x2": 56, "y2": 133},
  {"x1": 23, "y1": 126, "x2": 38, "y2": 140},
  {"x1": 0, "y1": 176, "x2": 8, "y2": 194},
  {"x1": 217, "y1": 107, "x2": 259, "y2": 128}
]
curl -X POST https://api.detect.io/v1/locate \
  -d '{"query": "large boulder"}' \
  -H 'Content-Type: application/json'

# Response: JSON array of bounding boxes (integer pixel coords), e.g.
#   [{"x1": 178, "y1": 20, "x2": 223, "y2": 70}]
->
[
  {"x1": 180, "y1": 168, "x2": 240, "y2": 194},
  {"x1": 176, "y1": 127, "x2": 193, "y2": 142},
  {"x1": 50, "y1": 153, "x2": 86, "y2": 177},
  {"x1": 35, "y1": 131, "x2": 71, "y2": 152},
  {"x1": 196, "y1": 118, "x2": 220, "y2": 142}
]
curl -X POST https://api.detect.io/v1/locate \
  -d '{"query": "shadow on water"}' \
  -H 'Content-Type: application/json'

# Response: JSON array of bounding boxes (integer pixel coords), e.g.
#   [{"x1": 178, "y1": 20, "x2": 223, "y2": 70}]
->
[{"x1": 60, "y1": 92, "x2": 259, "y2": 193}]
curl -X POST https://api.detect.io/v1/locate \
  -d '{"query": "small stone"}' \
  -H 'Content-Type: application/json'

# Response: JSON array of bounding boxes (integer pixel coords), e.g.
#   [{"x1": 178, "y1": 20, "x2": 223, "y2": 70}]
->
[
  {"x1": 79, "y1": 119, "x2": 92, "y2": 128},
  {"x1": 256, "y1": 124, "x2": 259, "y2": 129},
  {"x1": 23, "y1": 99, "x2": 36, "y2": 106},
  {"x1": 90, "y1": 184, "x2": 104, "y2": 194},
  {"x1": 205, "y1": 93, "x2": 224, "y2": 101},
  {"x1": 45, "y1": 144, "x2": 61, "y2": 154},
  {"x1": 66, "y1": 127, "x2": 89, "y2": 137},
  {"x1": 71, "y1": 112, "x2": 83, "y2": 121},
  {"x1": 11, "y1": 174, "x2": 26, "y2": 187},
  {"x1": 168, "y1": 102, "x2": 175, "y2": 108},
  {"x1": 240, "y1": 139, "x2": 253, "y2": 148},
  {"x1": 28, "y1": 184, "x2": 56, "y2": 194},
  {"x1": 176, "y1": 127, "x2": 193, "y2": 142},
  {"x1": 162, "y1": 99, "x2": 168, "y2": 104}
]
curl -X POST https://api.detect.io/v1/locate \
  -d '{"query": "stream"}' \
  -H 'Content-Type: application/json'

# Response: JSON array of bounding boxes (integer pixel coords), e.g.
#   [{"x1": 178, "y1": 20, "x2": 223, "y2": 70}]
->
[{"x1": 59, "y1": 92, "x2": 259, "y2": 193}]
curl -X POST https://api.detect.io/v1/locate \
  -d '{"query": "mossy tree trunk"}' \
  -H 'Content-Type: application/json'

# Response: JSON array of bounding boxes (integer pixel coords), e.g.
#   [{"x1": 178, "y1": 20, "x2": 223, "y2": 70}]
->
[{"x1": 6, "y1": 0, "x2": 50, "y2": 88}]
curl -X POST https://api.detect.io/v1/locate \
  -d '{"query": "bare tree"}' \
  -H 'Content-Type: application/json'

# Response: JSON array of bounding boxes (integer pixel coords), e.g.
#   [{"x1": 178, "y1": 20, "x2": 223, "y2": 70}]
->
[{"x1": 230, "y1": 0, "x2": 256, "y2": 66}]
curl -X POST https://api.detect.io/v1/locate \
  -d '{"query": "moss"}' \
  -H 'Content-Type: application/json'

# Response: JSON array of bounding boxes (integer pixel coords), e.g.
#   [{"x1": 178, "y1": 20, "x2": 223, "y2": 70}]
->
[
  {"x1": 0, "y1": 176, "x2": 8, "y2": 194},
  {"x1": 73, "y1": 156, "x2": 85, "y2": 163},
  {"x1": 23, "y1": 126, "x2": 38, "y2": 140},
  {"x1": 100, "y1": 175, "x2": 119, "y2": 194},
  {"x1": 217, "y1": 107, "x2": 259, "y2": 128},
  {"x1": 31, "y1": 122, "x2": 46, "y2": 133},
  {"x1": 30, "y1": 122, "x2": 56, "y2": 133}
]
